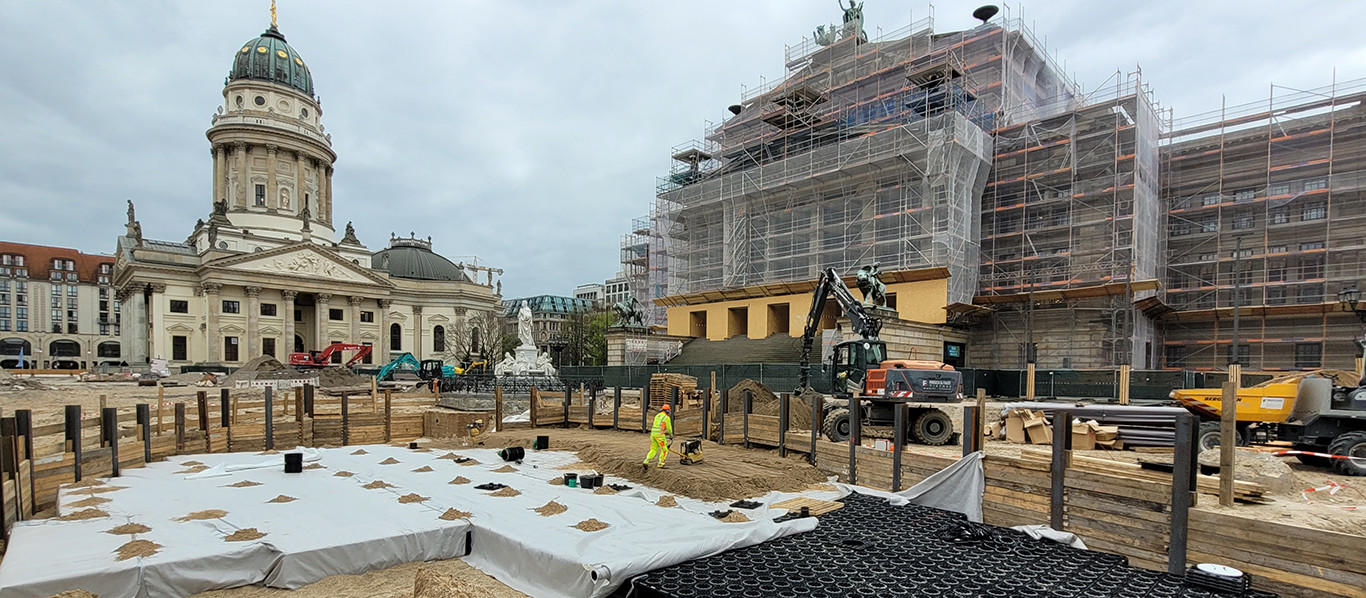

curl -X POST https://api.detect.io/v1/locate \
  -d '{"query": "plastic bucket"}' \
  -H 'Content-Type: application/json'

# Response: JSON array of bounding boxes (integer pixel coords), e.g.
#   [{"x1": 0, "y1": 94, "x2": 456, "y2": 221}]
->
[
  {"x1": 565, "y1": 473, "x2": 578, "y2": 488},
  {"x1": 284, "y1": 452, "x2": 303, "y2": 473},
  {"x1": 534, "y1": 435, "x2": 549, "y2": 450}
]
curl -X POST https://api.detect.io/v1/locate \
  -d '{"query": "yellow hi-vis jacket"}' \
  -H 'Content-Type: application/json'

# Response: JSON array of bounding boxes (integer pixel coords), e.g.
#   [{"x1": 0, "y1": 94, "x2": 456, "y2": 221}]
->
[{"x1": 652, "y1": 411, "x2": 672, "y2": 438}]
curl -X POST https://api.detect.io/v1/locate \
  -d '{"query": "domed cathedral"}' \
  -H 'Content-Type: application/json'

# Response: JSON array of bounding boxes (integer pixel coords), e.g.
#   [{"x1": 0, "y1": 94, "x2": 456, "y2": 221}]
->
[{"x1": 112, "y1": 11, "x2": 503, "y2": 369}]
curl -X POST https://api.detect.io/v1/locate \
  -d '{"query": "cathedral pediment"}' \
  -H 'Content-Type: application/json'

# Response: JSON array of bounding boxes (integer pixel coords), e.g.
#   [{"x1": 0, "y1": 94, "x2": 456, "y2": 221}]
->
[{"x1": 202, "y1": 243, "x2": 393, "y2": 287}]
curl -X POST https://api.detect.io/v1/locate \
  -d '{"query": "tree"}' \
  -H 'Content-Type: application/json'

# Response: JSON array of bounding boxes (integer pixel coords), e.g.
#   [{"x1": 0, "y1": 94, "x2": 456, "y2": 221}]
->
[{"x1": 562, "y1": 308, "x2": 610, "y2": 366}]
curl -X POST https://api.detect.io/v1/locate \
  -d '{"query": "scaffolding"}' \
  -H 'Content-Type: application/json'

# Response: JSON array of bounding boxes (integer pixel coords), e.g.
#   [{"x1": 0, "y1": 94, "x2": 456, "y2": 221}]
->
[
  {"x1": 971, "y1": 77, "x2": 1165, "y2": 369},
  {"x1": 651, "y1": 15, "x2": 1077, "y2": 307},
  {"x1": 1157, "y1": 76, "x2": 1366, "y2": 370}
]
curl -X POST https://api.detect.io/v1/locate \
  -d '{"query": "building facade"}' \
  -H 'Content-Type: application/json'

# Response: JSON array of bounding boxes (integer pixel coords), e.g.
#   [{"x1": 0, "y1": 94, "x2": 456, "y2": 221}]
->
[
  {"x1": 628, "y1": 6, "x2": 1366, "y2": 371},
  {"x1": 113, "y1": 21, "x2": 502, "y2": 369},
  {"x1": 573, "y1": 283, "x2": 604, "y2": 308},
  {"x1": 0, "y1": 242, "x2": 122, "y2": 369}
]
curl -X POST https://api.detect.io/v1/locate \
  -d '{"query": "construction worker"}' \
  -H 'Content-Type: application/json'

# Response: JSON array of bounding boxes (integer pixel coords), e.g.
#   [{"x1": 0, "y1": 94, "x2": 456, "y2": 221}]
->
[{"x1": 643, "y1": 403, "x2": 673, "y2": 471}]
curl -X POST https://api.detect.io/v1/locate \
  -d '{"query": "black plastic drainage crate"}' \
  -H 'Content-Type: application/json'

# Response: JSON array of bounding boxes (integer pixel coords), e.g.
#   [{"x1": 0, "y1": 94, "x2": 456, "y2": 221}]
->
[{"x1": 624, "y1": 493, "x2": 1276, "y2": 598}]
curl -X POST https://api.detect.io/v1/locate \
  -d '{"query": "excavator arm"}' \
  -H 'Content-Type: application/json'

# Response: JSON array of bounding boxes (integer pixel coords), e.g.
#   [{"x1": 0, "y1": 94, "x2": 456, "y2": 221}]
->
[{"x1": 798, "y1": 268, "x2": 883, "y2": 390}]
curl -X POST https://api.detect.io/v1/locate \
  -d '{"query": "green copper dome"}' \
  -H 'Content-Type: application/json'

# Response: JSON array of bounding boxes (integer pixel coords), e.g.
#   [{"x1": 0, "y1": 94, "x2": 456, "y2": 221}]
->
[{"x1": 228, "y1": 26, "x2": 314, "y2": 96}]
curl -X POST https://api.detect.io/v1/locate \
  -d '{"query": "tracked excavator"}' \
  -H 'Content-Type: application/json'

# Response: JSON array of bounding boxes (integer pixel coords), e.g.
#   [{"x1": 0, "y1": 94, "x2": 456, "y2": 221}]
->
[{"x1": 797, "y1": 267, "x2": 964, "y2": 445}]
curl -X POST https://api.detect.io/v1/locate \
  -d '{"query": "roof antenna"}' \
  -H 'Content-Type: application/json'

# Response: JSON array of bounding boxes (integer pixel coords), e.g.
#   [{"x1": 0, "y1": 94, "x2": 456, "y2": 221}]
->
[{"x1": 972, "y1": 5, "x2": 999, "y2": 23}]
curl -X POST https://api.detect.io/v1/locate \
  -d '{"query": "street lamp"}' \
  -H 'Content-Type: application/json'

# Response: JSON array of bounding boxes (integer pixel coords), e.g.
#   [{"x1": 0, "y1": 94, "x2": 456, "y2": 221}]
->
[{"x1": 1339, "y1": 286, "x2": 1366, "y2": 321}]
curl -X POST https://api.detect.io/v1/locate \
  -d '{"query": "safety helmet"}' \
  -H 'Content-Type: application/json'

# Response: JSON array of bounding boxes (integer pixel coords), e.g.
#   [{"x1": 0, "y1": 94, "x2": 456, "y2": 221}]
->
[{"x1": 661, "y1": 404, "x2": 671, "y2": 411}]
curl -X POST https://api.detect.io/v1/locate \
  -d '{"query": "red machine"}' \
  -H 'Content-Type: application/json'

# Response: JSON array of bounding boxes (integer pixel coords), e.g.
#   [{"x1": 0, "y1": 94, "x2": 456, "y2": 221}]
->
[{"x1": 288, "y1": 343, "x2": 372, "y2": 369}]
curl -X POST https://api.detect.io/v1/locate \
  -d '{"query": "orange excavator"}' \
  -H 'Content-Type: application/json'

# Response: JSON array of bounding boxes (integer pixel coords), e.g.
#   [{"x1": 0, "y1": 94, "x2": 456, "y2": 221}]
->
[
  {"x1": 797, "y1": 267, "x2": 963, "y2": 445},
  {"x1": 288, "y1": 343, "x2": 372, "y2": 369}
]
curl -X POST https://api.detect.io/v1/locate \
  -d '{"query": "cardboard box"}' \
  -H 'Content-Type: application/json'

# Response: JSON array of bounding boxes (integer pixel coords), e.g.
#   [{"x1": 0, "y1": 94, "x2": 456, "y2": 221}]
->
[
  {"x1": 1024, "y1": 414, "x2": 1052, "y2": 444},
  {"x1": 986, "y1": 421, "x2": 1003, "y2": 440},
  {"x1": 1005, "y1": 412, "x2": 1027, "y2": 443},
  {"x1": 1071, "y1": 422, "x2": 1096, "y2": 450}
]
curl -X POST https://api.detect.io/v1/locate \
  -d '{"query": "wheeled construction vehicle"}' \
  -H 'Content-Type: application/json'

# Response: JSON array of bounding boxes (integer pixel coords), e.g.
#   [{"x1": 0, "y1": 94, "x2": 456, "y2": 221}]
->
[
  {"x1": 1171, "y1": 372, "x2": 1366, "y2": 475},
  {"x1": 797, "y1": 267, "x2": 963, "y2": 445}
]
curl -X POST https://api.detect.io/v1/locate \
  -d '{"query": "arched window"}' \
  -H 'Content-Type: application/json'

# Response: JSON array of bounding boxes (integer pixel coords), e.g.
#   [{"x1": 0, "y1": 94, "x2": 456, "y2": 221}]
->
[
  {"x1": 433, "y1": 325, "x2": 446, "y2": 353},
  {"x1": 294, "y1": 335, "x2": 305, "y2": 353},
  {"x1": 470, "y1": 328, "x2": 481, "y2": 355},
  {"x1": 390, "y1": 323, "x2": 402, "y2": 351},
  {"x1": 49, "y1": 340, "x2": 81, "y2": 357},
  {"x1": 97, "y1": 341, "x2": 121, "y2": 358}
]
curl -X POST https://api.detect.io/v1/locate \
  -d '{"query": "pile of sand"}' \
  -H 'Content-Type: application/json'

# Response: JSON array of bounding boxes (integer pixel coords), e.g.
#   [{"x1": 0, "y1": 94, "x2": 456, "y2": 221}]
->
[
  {"x1": 67, "y1": 496, "x2": 111, "y2": 508},
  {"x1": 351, "y1": 449, "x2": 369, "y2": 455},
  {"x1": 439, "y1": 508, "x2": 472, "y2": 521},
  {"x1": 488, "y1": 487, "x2": 520, "y2": 497},
  {"x1": 718, "y1": 511, "x2": 751, "y2": 523},
  {"x1": 304, "y1": 463, "x2": 325, "y2": 470},
  {"x1": 572, "y1": 519, "x2": 609, "y2": 532},
  {"x1": 57, "y1": 509, "x2": 109, "y2": 521},
  {"x1": 547, "y1": 477, "x2": 564, "y2": 486},
  {"x1": 380, "y1": 457, "x2": 401, "y2": 465},
  {"x1": 398, "y1": 493, "x2": 428, "y2": 504},
  {"x1": 107, "y1": 523, "x2": 152, "y2": 535},
  {"x1": 534, "y1": 501, "x2": 567, "y2": 517},
  {"x1": 267, "y1": 495, "x2": 297, "y2": 503},
  {"x1": 449, "y1": 476, "x2": 471, "y2": 485},
  {"x1": 413, "y1": 566, "x2": 506, "y2": 598},
  {"x1": 116, "y1": 539, "x2": 162, "y2": 561},
  {"x1": 221, "y1": 356, "x2": 310, "y2": 386},
  {"x1": 491, "y1": 465, "x2": 517, "y2": 473},
  {"x1": 1197, "y1": 448, "x2": 1296, "y2": 495},
  {"x1": 363, "y1": 481, "x2": 394, "y2": 490},
  {"x1": 412, "y1": 465, "x2": 434, "y2": 473},
  {"x1": 176, "y1": 509, "x2": 227, "y2": 522},
  {"x1": 225, "y1": 528, "x2": 266, "y2": 542},
  {"x1": 714, "y1": 379, "x2": 813, "y2": 430},
  {"x1": 656, "y1": 495, "x2": 678, "y2": 508},
  {"x1": 334, "y1": 471, "x2": 354, "y2": 477},
  {"x1": 318, "y1": 366, "x2": 369, "y2": 388},
  {"x1": 46, "y1": 591, "x2": 97, "y2": 598},
  {"x1": 593, "y1": 486, "x2": 617, "y2": 495},
  {"x1": 436, "y1": 452, "x2": 463, "y2": 460}
]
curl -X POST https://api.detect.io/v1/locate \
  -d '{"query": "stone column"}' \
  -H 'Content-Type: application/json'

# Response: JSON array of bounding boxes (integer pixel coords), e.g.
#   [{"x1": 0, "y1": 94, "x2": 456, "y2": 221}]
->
[
  {"x1": 235, "y1": 141, "x2": 249, "y2": 208},
  {"x1": 377, "y1": 299, "x2": 392, "y2": 357},
  {"x1": 412, "y1": 305, "x2": 423, "y2": 359},
  {"x1": 212, "y1": 145, "x2": 225, "y2": 207},
  {"x1": 324, "y1": 166, "x2": 334, "y2": 226},
  {"x1": 282, "y1": 290, "x2": 297, "y2": 353},
  {"x1": 123, "y1": 285, "x2": 149, "y2": 365},
  {"x1": 294, "y1": 151, "x2": 305, "y2": 216},
  {"x1": 148, "y1": 283, "x2": 166, "y2": 361},
  {"x1": 266, "y1": 144, "x2": 279, "y2": 212},
  {"x1": 348, "y1": 296, "x2": 363, "y2": 344},
  {"x1": 203, "y1": 282, "x2": 223, "y2": 363},
  {"x1": 245, "y1": 286, "x2": 262, "y2": 358},
  {"x1": 316, "y1": 293, "x2": 332, "y2": 350}
]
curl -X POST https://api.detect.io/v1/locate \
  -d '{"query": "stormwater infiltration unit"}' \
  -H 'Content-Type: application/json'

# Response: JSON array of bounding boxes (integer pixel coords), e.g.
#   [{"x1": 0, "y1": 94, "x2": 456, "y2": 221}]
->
[{"x1": 625, "y1": 493, "x2": 1276, "y2": 598}]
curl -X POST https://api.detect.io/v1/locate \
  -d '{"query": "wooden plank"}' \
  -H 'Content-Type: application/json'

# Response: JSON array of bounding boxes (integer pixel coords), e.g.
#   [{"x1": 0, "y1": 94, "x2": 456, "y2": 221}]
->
[{"x1": 770, "y1": 497, "x2": 843, "y2": 516}]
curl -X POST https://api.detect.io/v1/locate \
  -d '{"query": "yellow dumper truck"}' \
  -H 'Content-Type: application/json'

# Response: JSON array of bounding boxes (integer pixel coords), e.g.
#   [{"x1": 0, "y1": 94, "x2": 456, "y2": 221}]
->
[{"x1": 1170, "y1": 371, "x2": 1366, "y2": 475}]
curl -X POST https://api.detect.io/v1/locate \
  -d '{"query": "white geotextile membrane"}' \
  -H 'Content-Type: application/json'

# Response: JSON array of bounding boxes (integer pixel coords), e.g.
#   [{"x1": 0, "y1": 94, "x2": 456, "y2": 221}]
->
[{"x1": 0, "y1": 444, "x2": 826, "y2": 598}]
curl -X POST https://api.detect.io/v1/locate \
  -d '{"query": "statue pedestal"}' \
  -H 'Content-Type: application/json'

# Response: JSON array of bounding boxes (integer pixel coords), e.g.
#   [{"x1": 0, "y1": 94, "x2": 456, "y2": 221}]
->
[{"x1": 515, "y1": 346, "x2": 539, "y2": 366}]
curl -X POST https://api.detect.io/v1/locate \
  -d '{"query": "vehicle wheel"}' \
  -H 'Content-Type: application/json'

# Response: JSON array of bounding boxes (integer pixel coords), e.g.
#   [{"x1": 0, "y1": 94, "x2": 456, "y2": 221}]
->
[
  {"x1": 912, "y1": 409, "x2": 953, "y2": 446},
  {"x1": 1327, "y1": 431, "x2": 1366, "y2": 476},
  {"x1": 1196, "y1": 422, "x2": 1247, "y2": 452},
  {"x1": 822, "y1": 408, "x2": 852, "y2": 442}
]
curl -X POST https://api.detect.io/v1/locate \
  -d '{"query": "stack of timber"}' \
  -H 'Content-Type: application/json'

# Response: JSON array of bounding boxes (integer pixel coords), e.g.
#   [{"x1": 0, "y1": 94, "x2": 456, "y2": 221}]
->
[
  {"x1": 649, "y1": 374, "x2": 697, "y2": 406},
  {"x1": 1017, "y1": 449, "x2": 1270, "y2": 503}
]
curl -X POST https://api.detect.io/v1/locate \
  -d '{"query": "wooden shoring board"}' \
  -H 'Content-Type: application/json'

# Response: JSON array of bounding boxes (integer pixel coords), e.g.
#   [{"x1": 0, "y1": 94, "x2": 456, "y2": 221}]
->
[{"x1": 770, "y1": 496, "x2": 843, "y2": 516}]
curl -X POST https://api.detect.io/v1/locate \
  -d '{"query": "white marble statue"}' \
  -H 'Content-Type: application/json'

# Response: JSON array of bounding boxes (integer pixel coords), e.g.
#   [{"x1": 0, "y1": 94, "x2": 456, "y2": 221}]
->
[
  {"x1": 494, "y1": 352, "x2": 516, "y2": 376},
  {"x1": 535, "y1": 351, "x2": 556, "y2": 377},
  {"x1": 517, "y1": 303, "x2": 534, "y2": 348}
]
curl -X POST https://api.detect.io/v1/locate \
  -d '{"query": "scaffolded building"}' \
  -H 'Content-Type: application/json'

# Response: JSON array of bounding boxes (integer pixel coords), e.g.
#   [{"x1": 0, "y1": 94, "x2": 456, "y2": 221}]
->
[
  {"x1": 1154, "y1": 78, "x2": 1366, "y2": 370},
  {"x1": 624, "y1": 7, "x2": 1366, "y2": 371}
]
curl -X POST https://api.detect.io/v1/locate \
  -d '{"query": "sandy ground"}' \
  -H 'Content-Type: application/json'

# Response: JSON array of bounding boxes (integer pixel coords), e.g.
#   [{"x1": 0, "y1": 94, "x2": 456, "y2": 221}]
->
[
  {"x1": 437, "y1": 428, "x2": 830, "y2": 502},
  {"x1": 192, "y1": 559, "x2": 528, "y2": 598}
]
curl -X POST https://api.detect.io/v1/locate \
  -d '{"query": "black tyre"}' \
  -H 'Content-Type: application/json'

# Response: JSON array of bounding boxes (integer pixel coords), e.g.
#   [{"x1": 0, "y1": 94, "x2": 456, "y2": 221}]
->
[
  {"x1": 1327, "y1": 431, "x2": 1366, "y2": 476},
  {"x1": 822, "y1": 408, "x2": 852, "y2": 442},
  {"x1": 912, "y1": 409, "x2": 953, "y2": 446},
  {"x1": 1196, "y1": 421, "x2": 1247, "y2": 453}
]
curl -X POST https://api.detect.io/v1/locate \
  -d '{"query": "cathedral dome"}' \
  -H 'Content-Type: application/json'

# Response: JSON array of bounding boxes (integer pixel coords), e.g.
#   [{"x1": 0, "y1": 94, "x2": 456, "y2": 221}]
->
[
  {"x1": 228, "y1": 26, "x2": 314, "y2": 96},
  {"x1": 372, "y1": 237, "x2": 470, "y2": 282}
]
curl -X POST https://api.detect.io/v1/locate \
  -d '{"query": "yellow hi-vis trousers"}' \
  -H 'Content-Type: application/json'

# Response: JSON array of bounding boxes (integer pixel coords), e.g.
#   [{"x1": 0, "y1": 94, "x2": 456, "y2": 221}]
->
[{"x1": 644, "y1": 434, "x2": 669, "y2": 467}]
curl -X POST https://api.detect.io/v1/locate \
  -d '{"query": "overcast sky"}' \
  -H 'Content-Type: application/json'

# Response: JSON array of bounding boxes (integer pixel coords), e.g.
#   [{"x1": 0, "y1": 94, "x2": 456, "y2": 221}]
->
[{"x1": 2, "y1": 1, "x2": 1365, "y2": 299}]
